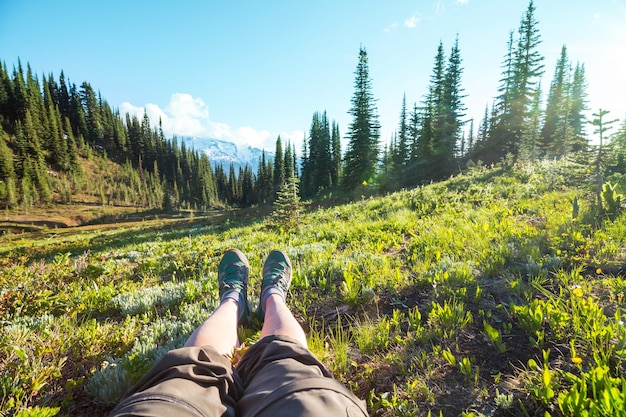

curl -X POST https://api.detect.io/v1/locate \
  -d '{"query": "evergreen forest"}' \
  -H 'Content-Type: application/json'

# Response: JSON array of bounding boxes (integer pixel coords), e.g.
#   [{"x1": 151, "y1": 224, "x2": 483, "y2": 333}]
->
[{"x1": 1, "y1": 2, "x2": 624, "y2": 213}]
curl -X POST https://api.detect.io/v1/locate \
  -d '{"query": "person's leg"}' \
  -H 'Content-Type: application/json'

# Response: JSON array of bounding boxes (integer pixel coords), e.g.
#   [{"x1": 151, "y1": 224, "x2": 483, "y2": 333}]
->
[
  {"x1": 237, "y1": 250, "x2": 368, "y2": 417},
  {"x1": 185, "y1": 297, "x2": 239, "y2": 354},
  {"x1": 256, "y1": 250, "x2": 307, "y2": 347},
  {"x1": 260, "y1": 294, "x2": 307, "y2": 347},
  {"x1": 110, "y1": 249, "x2": 251, "y2": 417},
  {"x1": 186, "y1": 248, "x2": 251, "y2": 355}
]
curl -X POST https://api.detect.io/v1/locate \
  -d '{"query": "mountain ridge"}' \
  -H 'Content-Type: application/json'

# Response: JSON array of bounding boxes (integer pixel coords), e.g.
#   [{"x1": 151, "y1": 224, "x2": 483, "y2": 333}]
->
[{"x1": 178, "y1": 137, "x2": 273, "y2": 172}]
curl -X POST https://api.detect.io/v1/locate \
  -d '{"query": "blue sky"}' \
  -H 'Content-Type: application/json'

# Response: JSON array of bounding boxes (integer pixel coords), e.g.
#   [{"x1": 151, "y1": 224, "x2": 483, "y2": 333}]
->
[{"x1": 2, "y1": 0, "x2": 625, "y2": 151}]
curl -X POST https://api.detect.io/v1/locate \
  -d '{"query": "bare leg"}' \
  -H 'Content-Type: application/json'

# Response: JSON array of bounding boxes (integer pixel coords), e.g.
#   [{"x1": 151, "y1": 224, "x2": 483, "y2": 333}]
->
[
  {"x1": 184, "y1": 298, "x2": 239, "y2": 356},
  {"x1": 260, "y1": 294, "x2": 307, "y2": 347}
]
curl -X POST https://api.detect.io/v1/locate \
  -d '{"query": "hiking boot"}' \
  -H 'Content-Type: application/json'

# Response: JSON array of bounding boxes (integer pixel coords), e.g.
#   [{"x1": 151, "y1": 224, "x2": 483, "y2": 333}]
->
[
  {"x1": 218, "y1": 249, "x2": 251, "y2": 325},
  {"x1": 256, "y1": 250, "x2": 292, "y2": 320}
]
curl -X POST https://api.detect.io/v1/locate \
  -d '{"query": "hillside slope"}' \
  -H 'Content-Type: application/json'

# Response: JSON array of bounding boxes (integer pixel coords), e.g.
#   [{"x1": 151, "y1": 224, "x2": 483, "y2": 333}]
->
[{"x1": 1, "y1": 159, "x2": 625, "y2": 416}]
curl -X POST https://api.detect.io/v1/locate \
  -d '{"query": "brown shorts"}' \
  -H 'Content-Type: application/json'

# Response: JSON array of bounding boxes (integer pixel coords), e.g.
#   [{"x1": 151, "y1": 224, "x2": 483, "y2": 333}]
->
[{"x1": 109, "y1": 335, "x2": 368, "y2": 417}]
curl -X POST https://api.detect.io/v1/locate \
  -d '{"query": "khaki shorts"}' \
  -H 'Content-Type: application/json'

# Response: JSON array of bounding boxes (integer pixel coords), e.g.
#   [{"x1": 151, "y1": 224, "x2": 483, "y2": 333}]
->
[{"x1": 109, "y1": 335, "x2": 368, "y2": 417}]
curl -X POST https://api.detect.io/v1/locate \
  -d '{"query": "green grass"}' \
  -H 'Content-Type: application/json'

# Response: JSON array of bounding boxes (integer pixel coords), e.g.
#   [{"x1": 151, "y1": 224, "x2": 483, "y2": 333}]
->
[{"x1": 2, "y1": 159, "x2": 625, "y2": 416}]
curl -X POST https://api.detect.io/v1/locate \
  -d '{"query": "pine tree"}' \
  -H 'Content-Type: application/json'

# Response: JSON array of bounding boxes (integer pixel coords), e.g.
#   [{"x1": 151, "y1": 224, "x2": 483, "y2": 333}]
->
[
  {"x1": 256, "y1": 151, "x2": 272, "y2": 205},
  {"x1": 540, "y1": 45, "x2": 568, "y2": 155},
  {"x1": 0, "y1": 61, "x2": 10, "y2": 122},
  {"x1": 439, "y1": 36, "x2": 465, "y2": 176},
  {"x1": 299, "y1": 138, "x2": 312, "y2": 198},
  {"x1": 273, "y1": 136, "x2": 284, "y2": 199},
  {"x1": 392, "y1": 94, "x2": 409, "y2": 188},
  {"x1": 241, "y1": 165, "x2": 256, "y2": 207},
  {"x1": 284, "y1": 141, "x2": 294, "y2": 179},
  {"x1": 406, "y1": 103, "x2": 422, "y2": 187},
  {"x1": 569, "y1": 63, "x2": 589, "y2": 152},
  {"x1": 10, "y1": 61, "x2": 28, "y2": 122},
  {"x1": 520, "y1": 84, "x2": 543, "y2": 160},
  {"x1": 504, "y1": 0, "x2": 544, "y2": 157},
  {"x1": 331, "y1": 121, "x2": 341, "y2": 187},
  {"x1": 305, "y1": 111, "x2": 332, "y2": 195},
  {"x1": 271, "y1": 175, "x2": 304, "y2": 231},
  {"x1": 342, "y1": 46, "x2": 380, "y2": 189},
  {"x1": 80, "y1": 82, "x2": 103, "y2": 145},
  {"x1": 0, "y1": 127, "x2": 17, "y2": 207}
]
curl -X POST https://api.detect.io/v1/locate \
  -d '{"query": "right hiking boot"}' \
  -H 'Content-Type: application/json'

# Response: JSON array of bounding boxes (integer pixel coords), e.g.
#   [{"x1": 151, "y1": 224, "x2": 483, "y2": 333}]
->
[
  {"x1": 256, "y1": 250, "x2": 292, "y2": 321},
  {"x1": 218, "y1": 248, "x2": 251, "y2": 325}
]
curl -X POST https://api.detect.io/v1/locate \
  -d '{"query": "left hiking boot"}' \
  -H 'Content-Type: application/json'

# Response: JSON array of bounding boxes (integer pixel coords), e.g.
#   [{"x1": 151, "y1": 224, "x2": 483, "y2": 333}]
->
[{"x1": 218, "y1": 249, "x2": 251, "y2": 325}]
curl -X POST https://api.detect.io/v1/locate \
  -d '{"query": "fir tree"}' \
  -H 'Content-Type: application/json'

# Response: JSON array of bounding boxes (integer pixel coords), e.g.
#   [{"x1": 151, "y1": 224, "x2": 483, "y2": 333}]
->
[
  {"x1": 499, "y1": 0, "x2": 544, "y2": 158},
  {"x1": 569, "y1": 63, "x2": 589, "y2": 152},
  {"x1": 305, "y1": 111, "x2": 332, "y2": 195},
  {"x1": 331, "y1": 121, "x2": 341, "y2": 187},
  {"x1": 271, "y1": 175, "x2": 304, "y2": 231},
  {"x1": 273, "y1": 136, "x2": 284, "y2": 198},
  {"x1": 284, "y1": 141, "x2": 294, "y2": 179},
  {"x1": 391, "y1": 93, "x2": 409, "y2": 188},
  {"x1": 0, "y1": 127, "x2": 16, "y2": 207},
  {"x1": 342, "y1": 46, "x2": 380, "y2": 189}
]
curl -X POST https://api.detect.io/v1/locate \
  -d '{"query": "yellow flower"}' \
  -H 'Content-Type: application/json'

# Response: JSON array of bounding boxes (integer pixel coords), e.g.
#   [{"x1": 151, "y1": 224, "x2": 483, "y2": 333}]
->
[
  {"x1": 572, "y1": 287, "x2": 584, "y2": 297},
  {"x1": 596, "y1": 268, "x2": 602, "y2": 275},
  {"x1": 362, "y1": 180, "x2": 367, "y2": 186},
  {"x1": 572, "y1": 357, "x2": 583, "y2": 365}
]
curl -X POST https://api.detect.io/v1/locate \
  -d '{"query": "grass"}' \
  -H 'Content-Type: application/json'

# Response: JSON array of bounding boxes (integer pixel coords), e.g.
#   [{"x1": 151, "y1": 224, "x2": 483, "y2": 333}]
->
[{"x1": 1, "y1": 158, "x2": 626, "y2": 416}]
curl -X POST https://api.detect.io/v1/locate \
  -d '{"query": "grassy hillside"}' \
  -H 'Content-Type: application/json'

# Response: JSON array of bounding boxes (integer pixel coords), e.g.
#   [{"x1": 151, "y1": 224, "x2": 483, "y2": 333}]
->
[{"x1": 1, "y1": 159, "x2": 625, "y2": 416}]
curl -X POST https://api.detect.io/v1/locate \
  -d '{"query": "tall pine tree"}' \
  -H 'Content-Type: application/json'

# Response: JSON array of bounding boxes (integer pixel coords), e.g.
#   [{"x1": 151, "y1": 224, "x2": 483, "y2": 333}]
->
[{"x1": 342, "y1": 46, "x2": 380, "y2": 189}]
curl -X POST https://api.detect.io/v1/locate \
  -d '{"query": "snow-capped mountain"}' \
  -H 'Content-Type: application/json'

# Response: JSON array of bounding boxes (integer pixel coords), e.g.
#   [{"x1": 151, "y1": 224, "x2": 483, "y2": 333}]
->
[{"x1": 179, "y1": 137, "x2": 272, "y2": 172}]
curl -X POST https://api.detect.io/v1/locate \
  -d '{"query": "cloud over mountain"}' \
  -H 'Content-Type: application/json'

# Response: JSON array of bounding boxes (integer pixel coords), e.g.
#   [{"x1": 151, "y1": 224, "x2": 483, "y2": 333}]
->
[{"x1": 120, "y1": 93, "x2": 300, "y2": 151}]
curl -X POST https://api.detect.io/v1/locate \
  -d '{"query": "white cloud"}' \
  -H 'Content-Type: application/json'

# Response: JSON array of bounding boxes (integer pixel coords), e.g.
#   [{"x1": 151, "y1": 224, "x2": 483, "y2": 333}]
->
[
  {"x1": 120, "y1": 93, "x2": 278, "y2": 150},
  {"x1": 384, "y1": 22, "x2": 398, "y2": 33},
  {"x1": 279, "y1": 130, "x2": 306, "y2": 153},
  {"x1": 404, "y1": 15, "x2": 420, "y2": 28},
  {"x1": 234, "y1": 126, "x2": 272, "y2": 150}
]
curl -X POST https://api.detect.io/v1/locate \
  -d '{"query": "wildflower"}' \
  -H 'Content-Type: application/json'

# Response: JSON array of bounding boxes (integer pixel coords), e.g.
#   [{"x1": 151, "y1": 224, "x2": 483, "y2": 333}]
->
[
  {"x1": 571, "y1": 286, "x2": 584, "y2": 297},
  {"x1": 362, "y1": 180, "x2": 367, "y2": 186},
  {"x1": 596, "y1": 268, "x2": 602, "y2": 275},
  {"x1": 572, "y1": 357, "x2": 583, "y2": 365}
]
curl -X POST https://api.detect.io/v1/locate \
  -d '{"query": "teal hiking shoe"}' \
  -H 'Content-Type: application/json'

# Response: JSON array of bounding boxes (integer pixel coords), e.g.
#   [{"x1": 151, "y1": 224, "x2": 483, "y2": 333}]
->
[
  {"x1": 218, "y1": 249, "x2": 251, "y2": 325},
  {"x1": 256, "y1": 250, "x2": 292, "y2": 321}
]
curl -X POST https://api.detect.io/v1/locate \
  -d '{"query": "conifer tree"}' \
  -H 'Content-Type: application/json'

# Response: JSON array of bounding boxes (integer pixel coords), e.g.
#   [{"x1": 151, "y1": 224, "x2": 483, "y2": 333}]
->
[
  {"x1": 284, "y1": 141, "x2": 294, "y2": 179},
  {"x1": 568, "y1": 63, "x2": 589, "y2": 152},
  {"x1": 273, "y1": 136, "x2": 284, "y2": 198},
  {"x1": 241, "y1": 165, "x2": 256, "y2": 207},
  {"x1": 540, "y1": 45, "x2": 568, "y2": 155},
  {"x1": 0, "y1": 128, "x2": 16, "y2": 207},
  {"x1": 331, "y1": 121, "x2": 341, "y2": 187},
  {"x1": 391, "y1": 94, "x2": 409, "y2": 188},
  {"x1": 299, "y1": 138, "x2": 311, "y2": 198},
  {"x1": 80, "y1": 82, "x2": 103, "y2": 145},
  {"x1": 10, "y1": 61, "x2": 28, "y2": 122},
  {"x1": 439, "y1": 36, "x2": 465, "y2": 176},
  {"x1": 342, "y1": 46, "x2": 380, "y2": 189},
  {"x1": 493, "y1": 0, "x2": 544, "y2": 159},
  {"x1": 406, "y1": 103, "x2": 422, "y2": 186},
  {"x1": 304, "y1": 111, "x2": 332, "y2": 195},
  {"x1": 256, "y1": 151, "x2": 272, "y2": 205},
  {"x1": 0, "y1": 62, "x2": 10, "y2": 122},
  {"x1": 271, "y1": 174, "x2": 303, "y2": 231}
]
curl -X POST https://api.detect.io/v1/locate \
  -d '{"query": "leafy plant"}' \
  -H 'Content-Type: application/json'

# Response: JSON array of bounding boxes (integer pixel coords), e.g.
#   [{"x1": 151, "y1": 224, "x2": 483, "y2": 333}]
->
[
  {"x1": 482, "y1": 320, "x2": 507, "y2": 353},
  {"x1": 427, "y1": 299, "x2": 472, "y2": 341},
  {"x1": 600, "y1": 181, "x2": 623, "y2": 216}
]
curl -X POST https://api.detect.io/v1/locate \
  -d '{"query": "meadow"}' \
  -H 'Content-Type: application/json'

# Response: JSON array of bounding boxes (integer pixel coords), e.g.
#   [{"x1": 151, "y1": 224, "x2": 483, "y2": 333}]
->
[{"x1": 1, "y1": 159, "x2": 625, "y2": 417}]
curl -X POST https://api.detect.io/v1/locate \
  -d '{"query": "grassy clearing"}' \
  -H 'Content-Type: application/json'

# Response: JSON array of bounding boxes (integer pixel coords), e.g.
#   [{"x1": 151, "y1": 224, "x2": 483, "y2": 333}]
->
[{"x1": 1, "y1": 159, "x2": 625, "y2": 416}]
